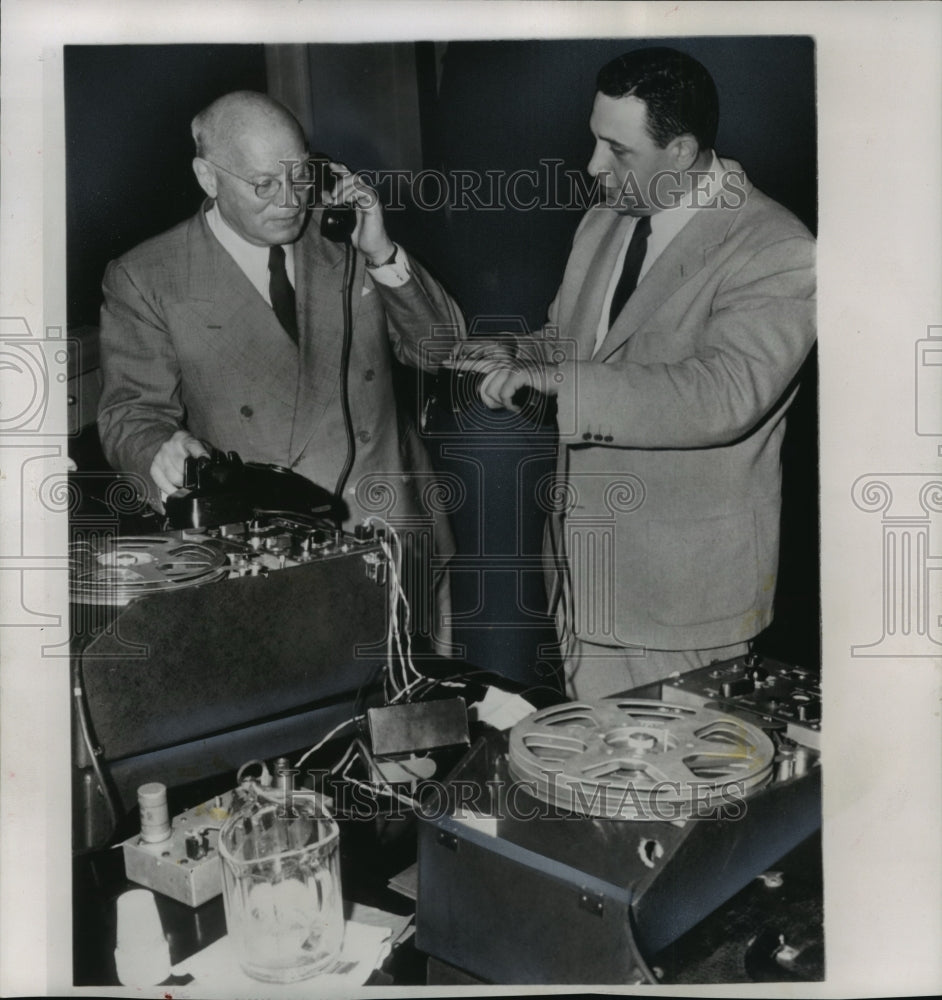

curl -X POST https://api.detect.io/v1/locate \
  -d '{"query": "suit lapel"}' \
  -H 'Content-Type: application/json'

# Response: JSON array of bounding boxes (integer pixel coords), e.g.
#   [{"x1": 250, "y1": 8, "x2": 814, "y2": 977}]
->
[
  {"x1": 567, "y1": 214, "x2": 631, "y2": 359},
  {"x1": 185, "y1": 207, "x2": 299, "y2": 406},
  {"x1": 593, "y1": 195, "x2": 741, "y2": 363}
]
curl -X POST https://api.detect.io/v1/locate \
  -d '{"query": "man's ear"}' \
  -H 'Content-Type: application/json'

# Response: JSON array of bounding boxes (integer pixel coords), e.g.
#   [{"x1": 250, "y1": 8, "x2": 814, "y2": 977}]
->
[
  {"x1": 192, "y1": 158, "x2": 217, "y2": 199},
  {"x1": 668, "y1": 134, "x2": 700, "y2": 172}
]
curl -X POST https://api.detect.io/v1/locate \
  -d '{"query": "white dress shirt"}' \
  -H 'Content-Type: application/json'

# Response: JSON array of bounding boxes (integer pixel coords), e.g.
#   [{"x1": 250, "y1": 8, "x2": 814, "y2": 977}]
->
[
  {"x1": 205, "y1": 203, "x2": 410, "y2": 304},
  {"x1": 206, "y1": 203, "x2": 295, "y2": 304},
  {"x1": 592, "y1": 154, "x2": 727, "y2": 357}
]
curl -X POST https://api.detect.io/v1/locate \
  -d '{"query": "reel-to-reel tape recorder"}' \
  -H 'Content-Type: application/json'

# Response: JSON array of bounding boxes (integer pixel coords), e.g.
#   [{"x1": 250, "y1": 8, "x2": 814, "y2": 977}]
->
[
  {"x1": 416, "y1": 656, "x2": 823, "y2": 985},
  {"x1": 70, "y1": 456, "x2": 391, "y2": 851},
  {"x1": 69, "y1": 516, "x2": 385, "y2": 608}
]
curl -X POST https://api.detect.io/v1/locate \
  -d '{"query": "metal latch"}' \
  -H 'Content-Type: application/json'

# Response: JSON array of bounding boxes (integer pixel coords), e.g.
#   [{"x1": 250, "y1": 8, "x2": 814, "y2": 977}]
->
[
  {"x1": 436, "y1": 830, "x2": 458, "y2": 852},
  {"x1": 578, "y1": 888, "x2": 605, "y2": 917}
]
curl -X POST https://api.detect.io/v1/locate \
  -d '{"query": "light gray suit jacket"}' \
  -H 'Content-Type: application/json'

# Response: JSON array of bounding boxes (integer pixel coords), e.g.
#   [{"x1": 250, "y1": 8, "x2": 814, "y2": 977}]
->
[
  {"x1": 524, "y1": 163, "x2": 816, "y2": 651},
  {"x1": 98, "y1": 203, "x2": 465, "y2": 540}
]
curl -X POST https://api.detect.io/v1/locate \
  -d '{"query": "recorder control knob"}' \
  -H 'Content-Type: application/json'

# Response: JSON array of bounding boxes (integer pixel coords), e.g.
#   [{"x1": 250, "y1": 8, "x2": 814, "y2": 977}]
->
[
  {"x1": 185, "y1": 831, "x2": 209, "y2": 860},
  {"x1": 721, "y1": 677, "x2": 752, "y2": 698},
  {"x1": 796, "y1": 701, "x2": 820, "y2": 723}
]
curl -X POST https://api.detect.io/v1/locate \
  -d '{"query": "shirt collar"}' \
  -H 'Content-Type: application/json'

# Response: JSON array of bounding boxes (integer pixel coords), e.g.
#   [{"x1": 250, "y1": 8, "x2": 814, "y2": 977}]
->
[
  {"x1": 205, "y1": 202, "x2": 268, "y2": 258},
  {"x1": 648, "y1": 151, "x2": 724, "y2": 243},
  {"x1": 204, "y1": 202, "x2": 295, "y2": 290}
]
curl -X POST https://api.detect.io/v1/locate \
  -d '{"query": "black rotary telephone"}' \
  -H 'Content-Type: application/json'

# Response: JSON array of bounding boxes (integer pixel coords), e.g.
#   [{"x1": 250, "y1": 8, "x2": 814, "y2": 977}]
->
[
  {"x1": 310, "y1": 153, "x2": 357, "y2": 243},
  {"x1": 165, "y1": 450, "x2": 348, "y2": 529}
]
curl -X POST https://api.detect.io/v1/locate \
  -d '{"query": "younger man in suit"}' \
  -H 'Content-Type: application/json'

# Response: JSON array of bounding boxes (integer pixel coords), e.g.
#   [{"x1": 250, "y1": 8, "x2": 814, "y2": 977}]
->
[{"x1": 475, "y1": 47, "x2": 816, "y2": 698}]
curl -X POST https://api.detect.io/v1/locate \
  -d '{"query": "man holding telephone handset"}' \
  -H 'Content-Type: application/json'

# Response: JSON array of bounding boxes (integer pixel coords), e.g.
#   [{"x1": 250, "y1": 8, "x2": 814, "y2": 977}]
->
[{"x1": 97, "y1": 90, "x2": 464, "y2": 643}]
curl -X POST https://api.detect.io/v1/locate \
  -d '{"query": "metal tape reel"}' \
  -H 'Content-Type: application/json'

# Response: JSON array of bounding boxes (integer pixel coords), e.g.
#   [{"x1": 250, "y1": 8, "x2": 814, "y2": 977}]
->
[
  {"x1": 507, "y1": 699, "x2": 775, "y2": 820},
  {"x1": 69, "y1": 535, "x2": 229, "y2": 606}
]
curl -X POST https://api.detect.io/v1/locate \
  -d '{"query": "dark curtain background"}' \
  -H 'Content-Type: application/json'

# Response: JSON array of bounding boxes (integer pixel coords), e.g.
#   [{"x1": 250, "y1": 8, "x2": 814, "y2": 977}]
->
[{"x1": 66, "y1": 45, "x2": 268, "y2": 327}]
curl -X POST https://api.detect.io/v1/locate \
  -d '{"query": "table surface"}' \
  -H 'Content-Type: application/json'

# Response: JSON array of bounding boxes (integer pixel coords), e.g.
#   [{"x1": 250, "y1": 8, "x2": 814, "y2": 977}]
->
[{"x1": 74, "y1": 811, "x2": 823, "y2": 989}]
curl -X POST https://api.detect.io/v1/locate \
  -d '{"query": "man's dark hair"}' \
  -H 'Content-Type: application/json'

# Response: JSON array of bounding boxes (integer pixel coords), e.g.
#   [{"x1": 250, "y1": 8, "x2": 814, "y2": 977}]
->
[{"x1": 596, "y1": 47, "x2": 719, "y2": 151}]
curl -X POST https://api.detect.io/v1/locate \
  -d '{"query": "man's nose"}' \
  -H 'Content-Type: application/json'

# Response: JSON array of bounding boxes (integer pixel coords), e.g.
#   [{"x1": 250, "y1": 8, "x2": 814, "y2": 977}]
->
[
  {"x1": 275, "y1": 183, "x2": 308, "y2": 211},
  {"x1": 586, "y1": 143, "x2": 607, "y2": 179}
]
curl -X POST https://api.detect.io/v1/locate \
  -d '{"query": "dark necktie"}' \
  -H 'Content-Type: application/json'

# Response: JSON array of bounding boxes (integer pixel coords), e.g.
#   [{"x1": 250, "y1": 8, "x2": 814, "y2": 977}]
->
[
  {"x1": 608, "y1": 215, "x2": 652, "y2": 327},
  {"x1": 268, "y1": 244, "x2": 298, "y2": 343}
]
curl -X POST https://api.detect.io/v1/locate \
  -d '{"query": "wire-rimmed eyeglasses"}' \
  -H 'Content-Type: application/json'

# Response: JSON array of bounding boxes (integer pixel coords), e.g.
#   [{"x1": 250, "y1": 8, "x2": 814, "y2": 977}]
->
[{"x1": 203, "y1": 155, "x2": 315, "y2": 201}]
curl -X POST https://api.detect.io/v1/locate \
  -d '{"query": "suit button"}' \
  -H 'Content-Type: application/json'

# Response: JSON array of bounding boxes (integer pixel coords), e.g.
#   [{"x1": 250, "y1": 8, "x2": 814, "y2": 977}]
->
[
  {"x1": 593, "y1": 433, "x2": 603, "y2": 441},
  {"x1": 358, "y1": 430, "x2": 371, "y2": 443},
  {"x1": 364, "y1": 369, "x2": 375, "y2": 381},
  {"x1": 240, "y1": 405, "x2": 254, "y2": 418},
  {"x1": 582, "y1": 432, "x2": 592, "y2": 441}
]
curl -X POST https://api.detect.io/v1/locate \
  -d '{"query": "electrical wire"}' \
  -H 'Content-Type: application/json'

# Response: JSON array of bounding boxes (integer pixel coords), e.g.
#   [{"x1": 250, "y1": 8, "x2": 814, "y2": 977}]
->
[
  {"x1": 345, "y1": 737, "x2": 418, "y2": 810},
  {"x1": 236, "y1": 759, "x2": 269, "y2": 784},
  {"x1": 72, "y1": 655, "x2": 120, "y2": 844},
  {"x1": 364, "y1": 516, "x2": 426, "y2": 703},
  {"x1": 328, "y1": 740, "x2": 358, "y2": 777},
  {"x1": 344, "y1": 776, "x2": 417, "y2": 810},
  {"x1": 333, "y1": 240, "x2": 358, "y2": 500},
  {"x1": 294, "y1": 716, "x2": 360, "y2": 769}
]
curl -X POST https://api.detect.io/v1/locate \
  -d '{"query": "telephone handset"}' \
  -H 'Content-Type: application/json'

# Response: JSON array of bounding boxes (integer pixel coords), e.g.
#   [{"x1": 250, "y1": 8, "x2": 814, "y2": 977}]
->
[{"x1": 310, "y1": 153, "x2": 357, "y2": 244}]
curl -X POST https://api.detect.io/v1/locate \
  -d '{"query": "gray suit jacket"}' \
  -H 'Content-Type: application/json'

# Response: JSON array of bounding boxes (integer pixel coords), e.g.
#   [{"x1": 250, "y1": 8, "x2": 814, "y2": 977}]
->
[
  {"x1": 98, "y1": 203, "x2": 464, "y2": 539},
  {"x1": 524, "y1": 163, "x2": 816, "y2": 650}
]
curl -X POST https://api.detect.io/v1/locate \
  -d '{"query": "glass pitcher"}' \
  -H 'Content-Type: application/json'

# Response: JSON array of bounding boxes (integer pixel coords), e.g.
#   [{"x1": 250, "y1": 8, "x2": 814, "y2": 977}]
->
[{"x1": 218, "y1": 790, "x2": 344, "y2": 982}]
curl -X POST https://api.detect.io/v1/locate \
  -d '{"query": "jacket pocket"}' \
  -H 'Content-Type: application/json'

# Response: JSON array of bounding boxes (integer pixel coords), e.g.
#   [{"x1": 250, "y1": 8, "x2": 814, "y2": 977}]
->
[{"x1": 646, "y1": 512, "x2": 759, "y2": 627}]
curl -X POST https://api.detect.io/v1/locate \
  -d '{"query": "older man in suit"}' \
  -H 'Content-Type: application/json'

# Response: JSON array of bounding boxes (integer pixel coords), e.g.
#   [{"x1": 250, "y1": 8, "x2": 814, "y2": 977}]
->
[
  {"x1": 475, "y1": 48, "x2": 816, "y2": 698},
  {"x1": 97, "y1": 91, "x2": 464, "y2": 647}
]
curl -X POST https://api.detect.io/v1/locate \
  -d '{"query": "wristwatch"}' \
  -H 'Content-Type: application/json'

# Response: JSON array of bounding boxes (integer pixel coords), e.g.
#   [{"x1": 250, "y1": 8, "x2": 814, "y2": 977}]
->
[{"x1": 365, "y1": 245, "x2": 398, "y2": 269}]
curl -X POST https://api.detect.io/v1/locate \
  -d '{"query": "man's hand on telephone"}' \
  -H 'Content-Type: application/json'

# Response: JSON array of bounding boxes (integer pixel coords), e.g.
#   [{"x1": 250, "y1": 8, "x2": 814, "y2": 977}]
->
[
  {"x1": 322, "y1": 161, "x2": 394, "y2": 264},
  {"x1": 150, "y1": 430, "x2": 210, "y2": 497}
]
